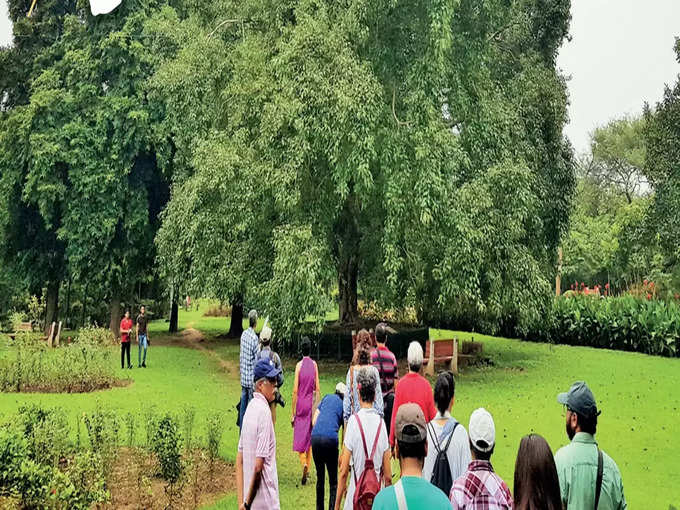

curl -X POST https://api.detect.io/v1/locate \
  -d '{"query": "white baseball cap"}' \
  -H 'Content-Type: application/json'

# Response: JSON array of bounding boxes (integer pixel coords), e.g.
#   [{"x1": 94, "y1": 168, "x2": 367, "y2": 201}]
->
[
  {"x1": 469, "y1": 408, "x2": 495, "y2": 453},
  {"x1": 336, "y1": 382, "x2": 347, "y2": 395}
]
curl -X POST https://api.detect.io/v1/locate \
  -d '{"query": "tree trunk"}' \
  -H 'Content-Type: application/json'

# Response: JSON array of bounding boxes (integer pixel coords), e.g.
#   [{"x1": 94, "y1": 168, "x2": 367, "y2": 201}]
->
[
  {"x1": 228, "y1": 296, "x2": 244, "y2": 338},
  {"x1": 109, "y1": 297, "x2": 121, "y2": 339},
  {"x1": 338, "y1": 255, "x2": 359, "y2": 325},
  {"x1": 336, "y1": 195, "x2": 361, "y2": 325},
  {"x1": 169, "y1": 286, "x2": 179, "y2": 333},
  {"x1": 44, "y1": 280, "x2": 59, "y2": 335}
]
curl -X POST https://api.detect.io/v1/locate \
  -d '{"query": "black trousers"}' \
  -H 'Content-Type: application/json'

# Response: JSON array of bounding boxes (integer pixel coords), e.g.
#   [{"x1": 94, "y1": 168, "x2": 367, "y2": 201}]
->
[
  {"x1": 311, "y1": 436, "x2": 338, "y2": 510},
  {"x1": 121, "y1": 342, "x2": 131, "y2": 368},
  {"x1": 383, "y1": 392, "x2": 395, "y2": 435}
]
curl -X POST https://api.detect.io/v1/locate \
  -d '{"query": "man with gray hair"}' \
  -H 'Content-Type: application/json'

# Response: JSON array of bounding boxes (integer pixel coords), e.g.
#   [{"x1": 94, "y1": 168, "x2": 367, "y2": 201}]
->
[
  {"x1": 238, "y1": 309, "x2": 259, "y2": 432},
  {"x1": 389, "y1": 341, "x2": 436, "y2": 446}
]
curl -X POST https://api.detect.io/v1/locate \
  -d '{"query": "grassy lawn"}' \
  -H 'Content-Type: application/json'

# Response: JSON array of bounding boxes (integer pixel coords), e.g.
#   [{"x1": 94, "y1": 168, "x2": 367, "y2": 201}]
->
[{"x1": 1, "y1": 301, "x2": 679, "y2": 508}]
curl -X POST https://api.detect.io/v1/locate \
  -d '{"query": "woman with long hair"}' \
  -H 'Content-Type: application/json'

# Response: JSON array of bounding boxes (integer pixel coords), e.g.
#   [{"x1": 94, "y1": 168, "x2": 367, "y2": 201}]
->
[{"x1": 513, "y1": 433, "x2": 563, "y2": 510}]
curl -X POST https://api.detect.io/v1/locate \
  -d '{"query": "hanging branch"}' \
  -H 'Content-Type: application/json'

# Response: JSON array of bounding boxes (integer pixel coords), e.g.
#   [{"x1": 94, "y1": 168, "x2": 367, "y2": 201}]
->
[{"x1": 208, "y1": 19, "x2": 243, "y2": 39}]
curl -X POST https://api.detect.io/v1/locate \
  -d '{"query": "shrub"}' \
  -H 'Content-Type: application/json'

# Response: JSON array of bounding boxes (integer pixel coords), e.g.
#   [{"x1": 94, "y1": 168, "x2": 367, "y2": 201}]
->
[
  {"x1": 17, "y1": 405, "x2": 70, "y2": 468},
  {"x1": 531, "y1": 295, "x2": 680, "y2": 357},
  {"x1": 0, "y1": 414, "x2": 108, "y2": 509},
  {"x1": 152, "y1": 414, "x2": 184, "y2": 507},
  {"x1": 74, "y1": 326, "x2": 116, "y2": 346},
  {"x1": 203, "y1": 304, "x2": 231, "y2": 317},
  {"x1": 0, "y1": 334, "x2": 120, "y2": 393},
  {"x1": 181, "y1": 406, "x2": 196, "y2": 452},
  {"x1": 205, "y1": 412, "x2": 223, "y2": 482},
  {"x1": 83, "y1": 403, "x2": 119, "y2": 481},
  {"x1": 8, "y1": 310, "x2": 27, "y2": 332}
]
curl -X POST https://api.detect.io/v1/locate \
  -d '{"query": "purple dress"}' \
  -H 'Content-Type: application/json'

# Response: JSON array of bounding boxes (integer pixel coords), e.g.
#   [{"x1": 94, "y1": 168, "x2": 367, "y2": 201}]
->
[{"x1": 293, "y1": 356, "x2": 316, "y2": 453}]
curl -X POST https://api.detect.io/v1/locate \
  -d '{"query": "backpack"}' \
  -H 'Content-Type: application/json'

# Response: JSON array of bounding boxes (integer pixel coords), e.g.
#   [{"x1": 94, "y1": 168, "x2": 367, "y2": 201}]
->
[
  {"x1": 258, "y1": 347, "x2": 284, "y2": 387},
  {"x1": 352, "y1": 414, "x2": 383, "y2": 510},
  {"x1": 428, "y1": 420, "x2": 458, "y2": 496}
]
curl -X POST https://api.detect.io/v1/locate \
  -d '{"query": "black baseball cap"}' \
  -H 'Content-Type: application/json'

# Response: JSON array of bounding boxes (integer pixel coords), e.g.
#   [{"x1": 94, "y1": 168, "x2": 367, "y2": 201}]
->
[{"x1": 557, "y1": 381, "x2": 600, "y2": 418}]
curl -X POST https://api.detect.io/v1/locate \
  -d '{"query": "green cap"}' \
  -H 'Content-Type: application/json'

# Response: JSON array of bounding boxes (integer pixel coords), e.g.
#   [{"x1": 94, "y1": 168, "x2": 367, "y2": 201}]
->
[{"x1": 557, "y1": 381, "x2": 600, "y2": 418}]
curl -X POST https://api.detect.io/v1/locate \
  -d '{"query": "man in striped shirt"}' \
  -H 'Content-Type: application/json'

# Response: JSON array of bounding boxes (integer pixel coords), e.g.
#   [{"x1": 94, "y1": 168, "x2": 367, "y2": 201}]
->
[{"x1": 371, "y1": 322, "x2": 399, "y2": 434}]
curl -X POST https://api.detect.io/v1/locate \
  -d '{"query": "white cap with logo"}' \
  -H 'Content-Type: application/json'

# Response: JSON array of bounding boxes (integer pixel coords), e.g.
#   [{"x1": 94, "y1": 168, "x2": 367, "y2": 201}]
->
[{"x1": 469, "y1": 407, "x2": 496, "y2": 453}]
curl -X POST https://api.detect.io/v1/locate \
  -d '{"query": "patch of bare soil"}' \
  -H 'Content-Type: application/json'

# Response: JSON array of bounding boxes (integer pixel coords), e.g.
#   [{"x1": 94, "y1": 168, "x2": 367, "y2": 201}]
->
[{"x1": 105, "y1": 447, "x2": 235, "y2": 510}]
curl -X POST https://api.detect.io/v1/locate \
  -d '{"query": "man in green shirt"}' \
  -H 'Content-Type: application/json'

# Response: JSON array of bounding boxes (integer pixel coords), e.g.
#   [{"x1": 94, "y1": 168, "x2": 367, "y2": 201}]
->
[
  {"x1": 373, "y1": 403, "x2": 451, "y2": 510},
  {"x1": 555, "y1": 381, "x2": 627, "y2": 509}
]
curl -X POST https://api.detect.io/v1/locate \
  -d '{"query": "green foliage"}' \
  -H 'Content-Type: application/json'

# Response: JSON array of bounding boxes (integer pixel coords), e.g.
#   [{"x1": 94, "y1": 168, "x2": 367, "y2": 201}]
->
[
  {"x1": 0, "y1": 334, "x2": 120, "y2": 393},
  {"x1": 0, "y1": 409, "x2": 108, "y2": 509},
  {"x1": 205, "y1": 412, "x2": 223, "y2": 482},
  {"x1": 17, "y1": 405, "x2": 70, "y2": 468},
  {"x1": 533, "y1": 295, "x2": 680, "y2": 357},
  {"x1": 154, "y1": 0, "x2": 575, "y2": 334},
  {"x1": 588, "y1": 116, "x2": 647, "y2": 203},
  {"x1": 125, "y1": 412, "x2": 136, "y2": 449},
  {"x1": 644, "y1": 44, "x2": 680, "y2": 261},
  {"x1": 181, "y1": 406, "x2": 195, "y2": 451},
  {"x1": 152, "y1": 413, "x2": 184, "y2": 507}
]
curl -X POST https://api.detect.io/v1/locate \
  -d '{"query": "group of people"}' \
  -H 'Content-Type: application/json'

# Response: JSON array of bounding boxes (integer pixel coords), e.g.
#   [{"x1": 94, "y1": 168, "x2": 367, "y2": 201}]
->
[
  {"x1": 118, "y1": 304, "x2": 150, "y2": 369},
  {"x1": 236, "y1": 315, "x2": 627, "y2": 510}
]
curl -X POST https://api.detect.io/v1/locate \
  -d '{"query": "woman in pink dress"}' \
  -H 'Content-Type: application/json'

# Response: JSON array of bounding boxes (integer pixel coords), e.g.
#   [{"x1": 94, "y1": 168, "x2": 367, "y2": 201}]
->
[{"x1": 292, "y1": 336, "x2": 321, "y2": 485}]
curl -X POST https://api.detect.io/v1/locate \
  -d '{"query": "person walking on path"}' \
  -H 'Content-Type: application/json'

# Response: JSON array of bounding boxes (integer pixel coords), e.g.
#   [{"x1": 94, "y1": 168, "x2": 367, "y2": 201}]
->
[
  {"x1": 371, "y1": 322, "x2": 399, "y2": 434},
  {"x1": 292, "y1": 337, "x2": 321, "y2": 485},
  {"x1": 237, "y1": 359, "x2": 282, "y2": 510},
  {"x1": 258, "y1": 322, "x2": 284, "y2": 424},
  {"x1": 136, "y1": 305, "x2": 149, "y2": 368},
  {"x1": 373, "y1": 403, "x2": 452, "y2": 510},
  {"x1": 335, "y1": 367, "x2": 392, "y2": 510},
  {"x1": 238, "y1": 309, "x2": 259, "y2": 431},
  {"x1": 449, "y1": 408, "x2": 512, "y2": 509},
  {"x1": 555, "y1": 381, "x2": 627, "y2": 509},
  {"x1": 311, "y1": 382, "x2": 346, "y2": 510},
  {"x1": 422, "y1": 372, "x2": 471, "y2": 492},
  {"x1": 389, "y1": 341, "x2": 436, "y2": 447},
  {"x1": 343, "y1": 330, "x2": 384, "y2": 423},
  {"x1": 119, "y1": 310, "x2": 133, "y2": 369},
  {"x1": 513, "y1": 434, "x2": 562, "y2": 510}
]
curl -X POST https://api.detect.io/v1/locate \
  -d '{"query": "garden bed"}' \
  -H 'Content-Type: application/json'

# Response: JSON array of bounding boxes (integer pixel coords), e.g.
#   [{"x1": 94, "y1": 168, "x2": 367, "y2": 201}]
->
[{"x1": 104, "y1": 447, "x2": 235, "y2": 510}]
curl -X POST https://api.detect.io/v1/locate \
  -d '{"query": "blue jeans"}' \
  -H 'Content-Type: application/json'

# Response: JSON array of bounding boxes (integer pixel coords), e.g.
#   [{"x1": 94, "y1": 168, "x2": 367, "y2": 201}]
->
[
  {"x1": 238, "y1": 386, "x2": 253, "y2": 432},
  {"x1": 138, "y1": 334, "x2": 148, "y2": 366}
]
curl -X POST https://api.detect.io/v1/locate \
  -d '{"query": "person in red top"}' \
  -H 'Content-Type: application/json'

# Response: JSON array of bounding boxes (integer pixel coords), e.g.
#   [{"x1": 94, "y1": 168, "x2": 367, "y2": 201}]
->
[
  {"x1": 389, "y1": 341, "x2": 436, "y2": 447},
  {"x1": 120, "y1": 311, "x2": 133, "y2": 369}
]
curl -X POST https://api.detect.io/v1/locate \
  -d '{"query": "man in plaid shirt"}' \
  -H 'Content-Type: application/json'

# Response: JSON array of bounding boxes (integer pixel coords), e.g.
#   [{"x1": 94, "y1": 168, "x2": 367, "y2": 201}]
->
[
  {"x1": 450, "y1": 408, "x2": 513, "y2": 509},
  {"x1": 238, "y1": 309, "x2": 260, "y2": 432}
]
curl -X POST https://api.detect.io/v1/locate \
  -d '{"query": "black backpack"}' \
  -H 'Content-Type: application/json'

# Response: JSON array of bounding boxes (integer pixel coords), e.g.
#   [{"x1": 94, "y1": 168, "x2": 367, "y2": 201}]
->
[{"x1": 428, "y1": 420, "x2": 458, "y2": 496}]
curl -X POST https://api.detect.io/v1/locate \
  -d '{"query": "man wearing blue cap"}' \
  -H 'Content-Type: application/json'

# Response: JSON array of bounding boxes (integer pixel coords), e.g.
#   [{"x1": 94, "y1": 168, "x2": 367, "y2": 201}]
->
[
  {"x1": 237, "y1": 359, "x2": 282, "y2": 510},
  {"x1": 555, "y1": 381, "x2": 627, "y2": 509}
]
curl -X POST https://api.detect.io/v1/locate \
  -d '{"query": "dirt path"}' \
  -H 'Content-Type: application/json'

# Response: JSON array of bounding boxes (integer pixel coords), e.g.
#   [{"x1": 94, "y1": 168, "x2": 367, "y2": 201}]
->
[{"x1": 165, "y1": 327, "x2": 238, "y2": 377}]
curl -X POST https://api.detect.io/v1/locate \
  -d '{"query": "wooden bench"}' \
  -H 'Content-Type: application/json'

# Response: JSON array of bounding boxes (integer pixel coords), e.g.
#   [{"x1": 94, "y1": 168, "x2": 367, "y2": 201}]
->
[
  {"x1": 7, "y1": 322, "x2": 33, "y2": 340},
  {"x1": 423, "y1": 338, "x2": 478, "y2": 375}
]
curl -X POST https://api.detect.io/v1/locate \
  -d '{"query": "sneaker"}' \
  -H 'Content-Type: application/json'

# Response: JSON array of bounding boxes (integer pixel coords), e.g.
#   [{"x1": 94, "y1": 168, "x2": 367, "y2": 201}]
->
[
  {"x1": 128, "y1": 365, "x2": 133, "y2": 369},
  {"x1": 142, "y1": 363, "x2": 147, "y2": 368},
  {"x1": 301, "y1": 465, "x2": 308, "y2": 485}
]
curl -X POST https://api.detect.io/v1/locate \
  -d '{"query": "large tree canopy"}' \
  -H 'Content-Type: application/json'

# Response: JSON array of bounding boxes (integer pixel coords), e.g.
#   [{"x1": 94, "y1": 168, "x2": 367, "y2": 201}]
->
[
  {"x1": 155, "y1": 0, "x2": 575, "y2": 336},
  {"x1": 0, "y1": 0, "x2": 171, "y2": 334}
]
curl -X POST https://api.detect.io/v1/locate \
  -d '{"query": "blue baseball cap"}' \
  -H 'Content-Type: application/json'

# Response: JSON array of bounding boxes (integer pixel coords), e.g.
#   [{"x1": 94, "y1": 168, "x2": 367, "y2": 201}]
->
[
  {"x1": 254, "y1": 359, "x2": 281, "y2": 381},
  {"x1": 557, "y1": 381, "x2": 600, "y2": 418}
]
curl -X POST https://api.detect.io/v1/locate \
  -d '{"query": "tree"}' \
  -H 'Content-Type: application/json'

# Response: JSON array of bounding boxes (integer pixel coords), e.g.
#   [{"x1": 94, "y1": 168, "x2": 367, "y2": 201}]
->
[
  {"x1": 588, "y1": 116, "x2": 648, "y2": 204},
  {"x1": 0, "y1": 0, "x2": 171, "y2": 337},
  {"x1": 645, "y1": 38, "x2": 680, "y2": 257},
  {"x1": 154, "y1": 0, "x2": 575, "y2": 336}
]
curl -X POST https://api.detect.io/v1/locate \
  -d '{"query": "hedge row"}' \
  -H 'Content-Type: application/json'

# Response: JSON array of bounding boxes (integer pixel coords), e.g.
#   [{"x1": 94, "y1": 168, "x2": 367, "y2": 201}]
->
[{"x1": 530, "y1": 295, "x2": 680, "y2": 357}]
